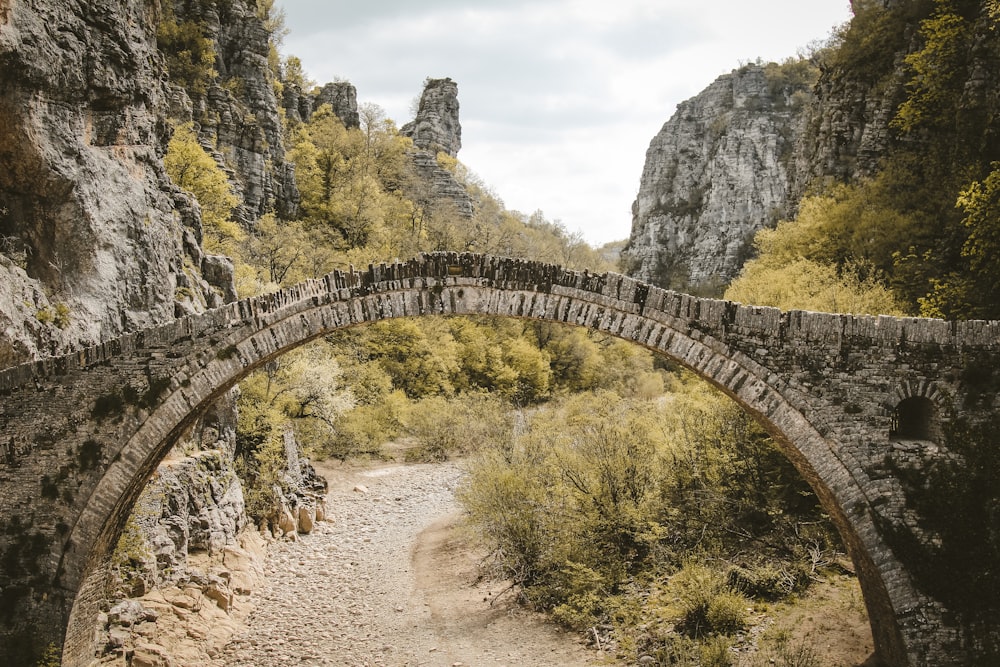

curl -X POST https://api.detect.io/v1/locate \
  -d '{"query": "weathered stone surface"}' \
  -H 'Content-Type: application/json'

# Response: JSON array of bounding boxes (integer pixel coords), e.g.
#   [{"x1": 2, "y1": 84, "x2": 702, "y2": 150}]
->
[
  {"x1": 0, "y1": 253, "x2": 997, "y2": 666},
  {"x1": 166, "y1": 0, "x2": 299, "y2": 223},
  {"x1": 407, "y1": 149, "x2": 474, "y2": 218},
  {"x1": 401, "y1": 78, "x2": 462, "y2": 157},
  {"x1": 313, "y1": 81, "x2": 360, "y2": 129},
  {"x1": 0, "y1": 0, "x2": 216, "y2": 365},
  {"x1": 623, "y1": 65, "x2": 810, "y2": 293}
]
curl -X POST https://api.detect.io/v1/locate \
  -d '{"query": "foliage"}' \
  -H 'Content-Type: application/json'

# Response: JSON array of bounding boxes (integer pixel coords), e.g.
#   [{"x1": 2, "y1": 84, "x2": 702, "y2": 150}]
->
[
  {"x1": 746, "y1": 0, "x2": 1000, "y2": 319},
  {"x1": 656, "y1": 563, "x2": 749, "y2": 637},
  {"x1": 459, "y1": 381, "x2": 838, "y2": 661},
  {"x1": 157, "y1": 11, "x2": 217, "y2": 94},
  {"x1": 34, "y1": 644, "x2": 61, "y2": 667},
  {"x1": 164, "y1": 123, "x2": 242, "y2": 252},
  {"x1": 404, "y1": 392, "x2": 514, "y2": 462},
  {"x1": 289, "y1": 103, "x2": 412, "y2": 248},
  {"x1": 726, "y1": 256, "x2": 904, "y2": 315},
  {"x1": 234, "y1": 342, "x2": 353, "y2": 517},
  {"x1": 891, "y1": 0, "x2": 977, "y2": 144}
]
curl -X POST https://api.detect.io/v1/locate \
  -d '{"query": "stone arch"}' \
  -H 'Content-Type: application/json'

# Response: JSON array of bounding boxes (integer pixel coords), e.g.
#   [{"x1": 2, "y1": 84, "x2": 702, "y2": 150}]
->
[
  {"x1": 54, "y1": 257, "x2": 913, "y2": 665},
  {"x1": 889, "y1": 380, "x2": 945, "y2": 444}
]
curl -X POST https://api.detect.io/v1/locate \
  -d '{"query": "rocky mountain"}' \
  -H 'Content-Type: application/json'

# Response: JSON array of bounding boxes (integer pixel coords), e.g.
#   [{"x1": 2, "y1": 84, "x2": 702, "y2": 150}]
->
[
  {"x1": 622, "y1": 63, "x2": 814, "y2": 293},
  {"x1": 162, "y1": 0, "x2": 299, "y2": 224},
  {"x1": 625, "y1": 0, "x2": 1000, "y2": 300}
]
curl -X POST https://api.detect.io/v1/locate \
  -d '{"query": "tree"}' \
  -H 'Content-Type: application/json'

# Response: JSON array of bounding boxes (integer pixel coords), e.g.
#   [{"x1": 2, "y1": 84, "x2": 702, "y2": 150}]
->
[
  {"x1": 157, "y1": 12, "x2": 216, "y2": 94},
  {"x1": 163, "y1": 123, "x2": 241, "y2": 251}
]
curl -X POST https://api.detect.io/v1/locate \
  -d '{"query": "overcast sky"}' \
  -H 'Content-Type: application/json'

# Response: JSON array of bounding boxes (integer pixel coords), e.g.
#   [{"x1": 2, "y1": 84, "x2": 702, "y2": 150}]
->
[{"x1": 278, "y1": 1, "x2": 854, "y2": 246}]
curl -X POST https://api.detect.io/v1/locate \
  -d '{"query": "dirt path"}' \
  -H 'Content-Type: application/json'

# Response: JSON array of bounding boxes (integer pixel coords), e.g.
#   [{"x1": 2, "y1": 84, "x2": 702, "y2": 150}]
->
[{"x1": 218, "y1": 462, "x2": 600, "y2": 666}]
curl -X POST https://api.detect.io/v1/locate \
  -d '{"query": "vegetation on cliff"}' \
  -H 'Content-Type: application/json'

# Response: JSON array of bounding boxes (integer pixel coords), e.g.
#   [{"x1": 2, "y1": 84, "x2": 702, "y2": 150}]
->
[{"x1": 737, "y1": 0, "x2": 1000, "y2": 320}]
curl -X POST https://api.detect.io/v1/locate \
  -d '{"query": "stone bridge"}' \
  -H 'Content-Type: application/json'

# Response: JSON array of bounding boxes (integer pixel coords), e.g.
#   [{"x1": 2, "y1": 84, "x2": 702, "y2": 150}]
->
[{"x1": 1, "y1": 253, "x2": 998, "y2": 666}]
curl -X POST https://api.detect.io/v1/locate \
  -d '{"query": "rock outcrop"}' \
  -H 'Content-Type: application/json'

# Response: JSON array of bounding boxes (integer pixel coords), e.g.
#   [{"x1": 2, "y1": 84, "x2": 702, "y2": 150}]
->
[
  {"x1": 402, "y1": 77, "x2": 462, "y2": 157},
  {"x1": 313, "y1": 81, "x2": 361, "y2": 129},
  {"x1": 281, "y1": 78, "x2": 361, "y2": 129},
  {"x1": 623, "y1": 64, "x2": 812, "y2": 293},
  {"x1": 401, "y1": 77, "x2": 473, "y2": 218},
  {"x1": 0, "y1": 0, "x2": 221, "y2": 365},
  {"x1": 164, "y1": 0, "x2": 300, "y2": 223},
  {"x1": 98, "y1": 422, "x2": 326, "y2": 665}
]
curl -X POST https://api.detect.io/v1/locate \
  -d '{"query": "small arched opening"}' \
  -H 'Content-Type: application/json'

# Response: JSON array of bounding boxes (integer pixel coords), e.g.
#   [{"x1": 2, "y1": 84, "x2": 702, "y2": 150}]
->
[{"x1": 890, "y1": 396, "x2": 937, "y2": 442}]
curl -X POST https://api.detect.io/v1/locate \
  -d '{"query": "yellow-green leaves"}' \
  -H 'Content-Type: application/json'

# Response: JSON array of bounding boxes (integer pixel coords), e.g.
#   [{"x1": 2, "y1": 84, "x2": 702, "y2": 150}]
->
[{"x1": 164, "y1": 123, "x2": 241, "y2": 251}]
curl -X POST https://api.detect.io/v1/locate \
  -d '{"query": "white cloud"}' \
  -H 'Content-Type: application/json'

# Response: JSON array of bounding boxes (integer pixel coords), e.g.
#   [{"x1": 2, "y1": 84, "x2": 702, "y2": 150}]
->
[{"x1": 278, "y1": 0, "x2": 852, "y2": 244}]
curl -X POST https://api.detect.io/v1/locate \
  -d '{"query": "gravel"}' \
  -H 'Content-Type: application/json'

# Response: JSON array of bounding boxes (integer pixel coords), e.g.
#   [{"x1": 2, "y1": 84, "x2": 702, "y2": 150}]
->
[{"x1": 218, "y1": 462, "x2": 464, "y2": 667}]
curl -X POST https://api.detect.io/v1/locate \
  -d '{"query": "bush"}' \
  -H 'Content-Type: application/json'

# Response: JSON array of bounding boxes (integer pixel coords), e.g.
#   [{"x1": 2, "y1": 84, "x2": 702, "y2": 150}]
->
[
  {"x1": 403, "y1": 392, "x2": 513, "y2": 462},
  {"x1": 329, "y1": 390, "x2": 408, "y2": 459},
  {"x1": 706, "y1": 592, "x2": 749, "y2": 635},
  {"x1": 727, "y1": 563, "x2": 807, "y2": 601},
  {"x1": 700, "y1": 636, "x2": 736, "y2": 667},
  {"x1": 662, "y1": 562, "x2": 749, "y2": 637}
]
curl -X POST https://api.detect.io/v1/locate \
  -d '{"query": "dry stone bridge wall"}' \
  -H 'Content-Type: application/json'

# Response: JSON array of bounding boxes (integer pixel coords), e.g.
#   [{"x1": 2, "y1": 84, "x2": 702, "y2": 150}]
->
[{"x1": 1, "y1": 253, "x2": 998, "y2": 666}]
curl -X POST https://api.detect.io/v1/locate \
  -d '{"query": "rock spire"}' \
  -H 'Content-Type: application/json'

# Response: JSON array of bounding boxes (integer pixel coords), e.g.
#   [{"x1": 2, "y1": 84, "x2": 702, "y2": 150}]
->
[{"x1": 401, "y1": 77, "x2": 463, "y2": 158}]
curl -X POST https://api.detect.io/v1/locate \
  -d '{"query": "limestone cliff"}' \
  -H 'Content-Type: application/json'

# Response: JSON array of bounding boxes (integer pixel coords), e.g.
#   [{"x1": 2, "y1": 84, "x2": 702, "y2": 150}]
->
[
  {"x1": 623, "y1": 64, "x2": 813, "y2": 293},
  {"x1": 624, "y1": 0, "x2": 1000, "y2": 297},
  {"x1": 0, "y1": 0, "x2": 226, "y2": 366},
  {"x1": 162, "y1": 0, "x2": 299, "y2": 223}
]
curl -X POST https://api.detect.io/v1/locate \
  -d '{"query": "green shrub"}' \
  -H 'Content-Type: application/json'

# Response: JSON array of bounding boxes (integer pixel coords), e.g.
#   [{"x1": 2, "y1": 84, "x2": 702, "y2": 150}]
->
[
  {"x1": 706, "y1": 592, "x2": 749, "y2": 634},
  {"x1": 35, "y1": 644, "x2": 60, "y2": 667},
  {"x1": 403, "y1": 392, "x2": 513, "y2": 462},
  {"x1": 699, "y1": 635, "x2": 735, "y2": 667},
  {"x1": 727, "y1": 563, "x2": 805, "y2": 601},
  {"x1": 664, "y1": 562, "x2": 749, "y2": 637}
]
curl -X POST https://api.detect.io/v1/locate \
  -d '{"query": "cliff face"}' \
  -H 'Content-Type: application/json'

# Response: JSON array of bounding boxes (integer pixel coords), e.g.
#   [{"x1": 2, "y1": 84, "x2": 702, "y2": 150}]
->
[
  {"x1": 0, "y1": 0, "x2": 224, "y2": 366},
  {"x1": 164, "y1": 0, "x2": 299, "y2": 223},
  {"x1": 625, "y1": 1, "x2": 1000, "y2": 296},
  {"x1": 623, "y1": 65, "x2": 811, "y2": 293}
]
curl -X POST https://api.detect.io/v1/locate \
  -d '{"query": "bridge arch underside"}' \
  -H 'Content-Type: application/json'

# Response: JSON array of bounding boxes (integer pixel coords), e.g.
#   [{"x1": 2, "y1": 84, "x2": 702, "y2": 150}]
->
[{"x1": 54, "y1": 281, "x2": 913, "y2": 666}]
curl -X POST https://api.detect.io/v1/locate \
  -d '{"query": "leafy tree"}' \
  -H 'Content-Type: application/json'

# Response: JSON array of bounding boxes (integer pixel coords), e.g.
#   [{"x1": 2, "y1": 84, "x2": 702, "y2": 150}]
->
[
  {"x1": 919, "y1": 163, "x2": 1000, "y2": 317},
  {"x1": 892, "y1": 1, "x2": 974, "y2": 144},
  {"x1": 157, "y1": 11, "x2": 217, "y2": 94},
  {"x1": 289, "y1": 103, "x2": 415, "y2": 249},
  {"x1": 339, "y1": 319, "x2": 458, "y2": 398},
  {"x1": 163, "y1": 123, "x2": 242, "y2": 252}
]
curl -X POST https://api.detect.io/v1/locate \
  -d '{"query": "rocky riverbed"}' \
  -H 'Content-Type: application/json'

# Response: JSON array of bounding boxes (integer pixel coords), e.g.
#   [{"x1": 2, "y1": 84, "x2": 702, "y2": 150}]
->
[{"x1": 217, "y1": 461, "x2": 599, "y2": 666}]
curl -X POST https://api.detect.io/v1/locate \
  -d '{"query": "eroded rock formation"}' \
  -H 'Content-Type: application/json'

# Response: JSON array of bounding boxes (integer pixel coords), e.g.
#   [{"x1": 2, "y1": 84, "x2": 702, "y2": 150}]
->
[
  {"x1": 0, "y1": 0, "x2": 223, "y2": 366},
  {"x1": 401, "y1": 77, "x2": 473, "y2": 218},
  {"x1": 622, "y1": 64, "x2": 811, "y2": 293},
  {"x1": 402, "y1": 77, "x2": 462, "y2": 157}
]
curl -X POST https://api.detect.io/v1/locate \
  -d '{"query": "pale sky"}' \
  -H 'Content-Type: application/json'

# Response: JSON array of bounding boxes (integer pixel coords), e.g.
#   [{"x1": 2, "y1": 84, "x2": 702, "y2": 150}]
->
[{"x1": 278, "y1": 1, "x2": 854, "y2": 245}]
